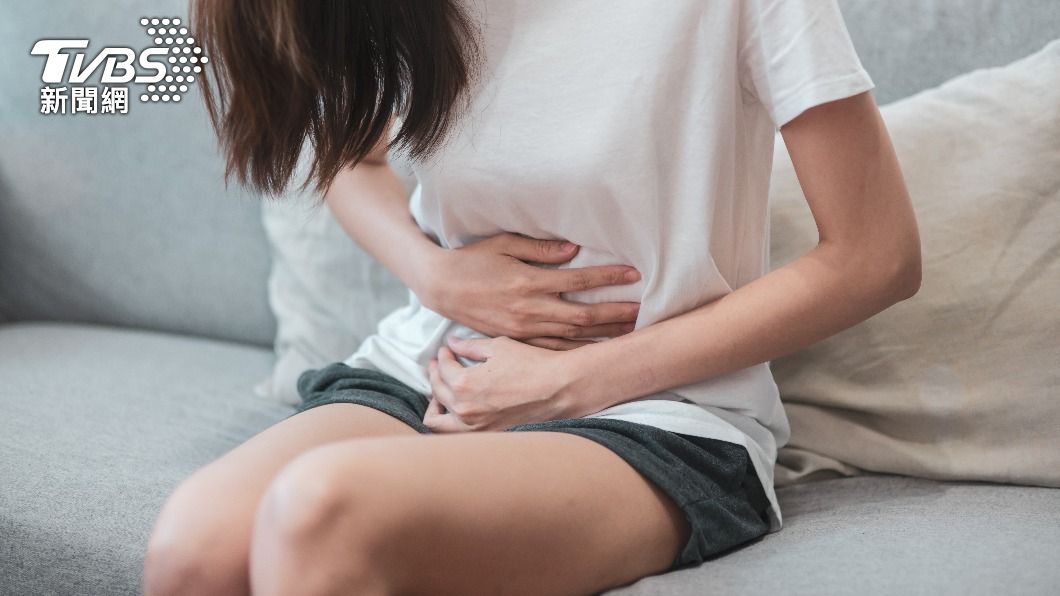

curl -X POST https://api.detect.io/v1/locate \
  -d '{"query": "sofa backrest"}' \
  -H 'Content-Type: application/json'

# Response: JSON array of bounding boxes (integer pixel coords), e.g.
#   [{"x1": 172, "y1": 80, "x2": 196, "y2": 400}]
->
[{"x1": 0, "y1": 0, "x2": 1057, "y2": 347}]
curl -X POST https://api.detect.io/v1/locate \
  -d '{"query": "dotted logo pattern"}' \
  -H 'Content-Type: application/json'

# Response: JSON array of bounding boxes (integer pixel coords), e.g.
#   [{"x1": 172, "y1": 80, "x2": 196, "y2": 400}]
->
[{"x1": 137, "y1": 17, "x2": 208, "y2": 104}]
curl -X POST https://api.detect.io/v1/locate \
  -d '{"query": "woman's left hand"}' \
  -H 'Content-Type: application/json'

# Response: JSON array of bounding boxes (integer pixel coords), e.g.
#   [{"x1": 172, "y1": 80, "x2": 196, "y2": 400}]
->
[{"x1": 423, "y1": 335, "x2": 576, "y2": 433}]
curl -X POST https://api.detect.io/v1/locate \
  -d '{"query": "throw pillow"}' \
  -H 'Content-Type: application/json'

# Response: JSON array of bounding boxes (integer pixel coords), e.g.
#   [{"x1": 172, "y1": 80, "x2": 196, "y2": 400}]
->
[
  {"x1": 770, "y1": 38, "x2": 1060, "y2": 488},
  {"x1": 254, "y1": 148, "x2": 418, "y2": 405}
]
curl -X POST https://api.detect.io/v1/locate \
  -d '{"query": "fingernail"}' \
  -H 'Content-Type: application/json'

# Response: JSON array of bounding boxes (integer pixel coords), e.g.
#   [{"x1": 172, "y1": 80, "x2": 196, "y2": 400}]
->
[
  {"x1": 560, "y1": 241, "x2": 577, "y2": 251},
  {"x1": 624, "y1": 270, "x2": 640, "y2": 282}
]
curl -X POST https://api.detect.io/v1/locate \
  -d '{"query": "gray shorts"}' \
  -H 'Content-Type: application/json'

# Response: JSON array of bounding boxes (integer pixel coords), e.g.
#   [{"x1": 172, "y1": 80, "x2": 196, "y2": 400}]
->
[{"x1": 291, "y1": 362, "x2": 771, "y2": 572}]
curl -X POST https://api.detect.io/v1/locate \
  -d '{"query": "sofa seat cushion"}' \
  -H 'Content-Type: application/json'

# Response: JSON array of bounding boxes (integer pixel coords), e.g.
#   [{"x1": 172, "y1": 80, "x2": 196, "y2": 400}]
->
[
  {"x1": 2, "y1": 322, "x2": 1057, "y2": 596},
  {"x1": 612, "y1": 475, "x2": 1060, "y2": 595},
  {"x1": 0, "y1": 322, "x2": 292, "y2": 596}
]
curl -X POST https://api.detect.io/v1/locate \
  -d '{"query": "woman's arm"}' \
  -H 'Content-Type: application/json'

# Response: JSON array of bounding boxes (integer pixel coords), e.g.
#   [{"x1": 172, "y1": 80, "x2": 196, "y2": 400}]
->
[
  {"x1": 323, "y1": 133, "x2": 445, "y2": 302},
  {"x1": 324, "y1": 122, "x2": 645, "y2": 343},
  {"x1": 552, "y1": 90, "x2": 922, "y2": 416}
]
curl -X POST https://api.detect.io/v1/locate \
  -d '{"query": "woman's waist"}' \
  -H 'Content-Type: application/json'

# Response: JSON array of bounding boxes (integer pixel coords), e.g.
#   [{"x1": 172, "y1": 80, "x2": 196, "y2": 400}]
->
[{"x1": 366, "y1": 299, "x2": 781, "y2": 412}]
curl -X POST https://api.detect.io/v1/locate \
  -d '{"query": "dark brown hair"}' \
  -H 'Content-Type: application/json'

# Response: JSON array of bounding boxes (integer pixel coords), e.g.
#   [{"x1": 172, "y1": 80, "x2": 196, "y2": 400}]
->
[{"x1": 191, "y1": 0, "x2": 483, "y2": 197}]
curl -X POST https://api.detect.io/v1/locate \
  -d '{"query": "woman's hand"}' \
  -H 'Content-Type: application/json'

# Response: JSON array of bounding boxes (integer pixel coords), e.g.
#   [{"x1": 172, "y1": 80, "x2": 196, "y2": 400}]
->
[
  {"x1": 418, "y1": 233, "x2": 642, "y2": 350},
  {"x1": 423, "y1": 335, "x2": 577, "y2": 433}
]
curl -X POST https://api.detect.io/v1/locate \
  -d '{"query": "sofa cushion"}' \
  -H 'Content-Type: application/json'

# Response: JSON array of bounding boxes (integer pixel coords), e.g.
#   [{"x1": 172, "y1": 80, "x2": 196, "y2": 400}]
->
[
  {"x1": 256, "y1": 147, "x2": 416, "y2": 406},
  {"x1": 838, "y1": 0, "x2": 1060, "y2": 105},
  {"x1": 0, "y1": 3, "x2": 278, "y2": 348},
  {"x1": 769, "y1": 38, "x2": 1060, "y2": 490},
  {"x1": 2, "y1": 321, "x2": 1058, "y2": 595},
  {"x1": 0, "y1": 322, "x2": 291, "y2": 596},
  {"x1": 611, "y1": 475, "x2": 1060, "y2": 596}
]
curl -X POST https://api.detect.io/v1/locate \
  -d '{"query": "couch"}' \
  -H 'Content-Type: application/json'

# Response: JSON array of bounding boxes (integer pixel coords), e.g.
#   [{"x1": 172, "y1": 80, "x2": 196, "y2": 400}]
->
[{"x1": 1, "y1": 1, "x2": 1058, "y2": 595}]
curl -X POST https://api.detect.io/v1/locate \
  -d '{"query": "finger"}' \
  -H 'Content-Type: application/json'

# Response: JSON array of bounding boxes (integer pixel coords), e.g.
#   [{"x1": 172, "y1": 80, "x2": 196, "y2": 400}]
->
[
  {"x1": 445, "y1": 336, "x2": 492, "y2": 361},
  {"x1": 546, "y1": 299, "x2": 641, "y2": 327},
  {"x1": 497, "y1": 233, "x2": 580, "y2": 264},
  {"x1": 502, "y1": 298, "x2": 640, "y2": 337},
  {"x1": 517, "y1": 336, "x2": 599, "y2": 351},
  {"x1": 423, "y1": 394, "x2": 448, "y2": 426},
  {"x1": 424, "y1": 365, "x2": 472, "y2": 434},
  {"x1": 562, "y1": 321, "x2": 637, "y2": 339},
  {"x1": 424, "y1": 402, "x2": 470, "y2": 433},
  {"x1": 432, "y1": 414, "x2": 472, "y2": 433},
  {"x1": 511, "y1": 320, "x2": 636, "y2": 340},
  {"x1": 435, "y1": 345, "x2": 470, "y2": 393},
  {"x1": 425, "y1": 394, "x2": 446, "y2": 417},
  {"x1": 427, "y1": 358, "x2": 462, "y2": 416},
  {"x1": 535, "y1": 264, "x2": 641, "y2": 294},
  {"x1": 423, "y1": 396, "x2": 460, "y2": 433}
]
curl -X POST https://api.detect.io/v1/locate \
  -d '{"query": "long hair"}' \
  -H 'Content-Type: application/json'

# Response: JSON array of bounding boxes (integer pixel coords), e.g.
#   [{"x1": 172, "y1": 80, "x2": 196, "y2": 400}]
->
[{"x1": 191, "y1": 0, "x2": 484, "y2": 197}]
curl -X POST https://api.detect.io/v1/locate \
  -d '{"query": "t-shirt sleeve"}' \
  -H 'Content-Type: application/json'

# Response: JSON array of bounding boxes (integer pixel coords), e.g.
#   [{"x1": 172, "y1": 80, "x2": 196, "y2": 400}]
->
[{"x1": 738, "y1": 0, "x2": 875, "y2": 129}]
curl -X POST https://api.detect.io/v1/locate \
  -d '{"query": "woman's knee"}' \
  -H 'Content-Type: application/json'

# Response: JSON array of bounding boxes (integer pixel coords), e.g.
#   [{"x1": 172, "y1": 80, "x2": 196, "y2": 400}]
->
[
  {"x1": 254, "y1": 444, "x2": 413, "y2": 550},
  {"x1": 143, "y1": 469, "x2": 250, "y2": 596},
  {"x1": 249, "y1": 445, "x2": 415, "y2": 591}
]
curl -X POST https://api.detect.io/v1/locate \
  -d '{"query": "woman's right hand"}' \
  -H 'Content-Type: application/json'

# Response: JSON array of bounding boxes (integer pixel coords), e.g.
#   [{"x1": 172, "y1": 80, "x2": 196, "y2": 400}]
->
[{"x1": 418, "y1": 233, "x2": 642, "y2": 350}]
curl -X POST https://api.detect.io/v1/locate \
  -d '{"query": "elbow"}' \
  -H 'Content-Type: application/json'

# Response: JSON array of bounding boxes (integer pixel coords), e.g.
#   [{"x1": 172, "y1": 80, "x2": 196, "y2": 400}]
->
[
  {"x1": 869, "y1": 206, "x2": 923, "y2": 303},
  {"x1": 893, "y1": 258, "x2": 922, "y2": 302},
  {"x1": 884, "y1": 242, "x2": 922, "y2": 303},
  {"x1": 818, "y1": 239, "x2": 922, "y2": 309}
]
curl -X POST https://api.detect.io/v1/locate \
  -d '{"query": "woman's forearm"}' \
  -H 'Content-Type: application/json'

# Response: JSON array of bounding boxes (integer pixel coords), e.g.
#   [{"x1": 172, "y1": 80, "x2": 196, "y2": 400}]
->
[
  {"x1": 554, "y1": 92, "x2": 921, "y2": 416},
  {"x1": 325, "y1": 161, "x2": 444, "y2": 298},
  {"x1": 554, "y1": 242, "x2": 921, "y2": 416}
]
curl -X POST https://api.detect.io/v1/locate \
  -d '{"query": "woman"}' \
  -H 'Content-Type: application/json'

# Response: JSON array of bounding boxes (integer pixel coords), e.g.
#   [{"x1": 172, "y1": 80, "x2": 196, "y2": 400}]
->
[{"x1": 144, "y1": 1, "x2": 921, "y2": 594}]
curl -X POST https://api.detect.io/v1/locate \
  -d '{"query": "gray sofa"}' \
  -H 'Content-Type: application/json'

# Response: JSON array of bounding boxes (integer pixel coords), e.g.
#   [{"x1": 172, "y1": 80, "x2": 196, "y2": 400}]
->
[{"x1": 2, "y1": 2, "x2": 1059, "y2": 595}]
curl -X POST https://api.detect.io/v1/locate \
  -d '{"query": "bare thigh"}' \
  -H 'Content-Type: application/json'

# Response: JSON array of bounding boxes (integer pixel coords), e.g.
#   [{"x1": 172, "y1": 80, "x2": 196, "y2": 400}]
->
[
  {"x1": 143, "y1": 403, "x2": 421, "y2": 596},
  {"x1": 249, "y1": 430, "x2": 691, "y2": 596}
]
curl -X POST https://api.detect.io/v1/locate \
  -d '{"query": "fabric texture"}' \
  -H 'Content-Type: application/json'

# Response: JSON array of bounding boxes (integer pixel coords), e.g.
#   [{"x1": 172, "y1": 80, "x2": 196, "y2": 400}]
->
[
  {"x1": 5, "y1": 2, "x2": 1060, "y2": 596},
  {"x1": 607, "y1": 475, "x2": 1060, "y2": 596},
  {"x1": 0, "y1": 322, "x2": 287, "y2": 596},
  {"x1": 838, "y1": 0, "x2": 1060, "y2": 106},
  {"x1": 293, "y1": 362, "x2": 773, "y2": 572},
  {"x1": 338, "y1": 0, "x2": 874, "y2": 535},
  {"x1": 769, "y1": 38, "x2": 1060, "y2": 489},
  {"x1": 739, "y1": 0, "x2": 878, "y2": 127},
  {"x1": 0, "y1": 3, "x2": 277, "y2": 348},
  {"x1": 3, "y1": 322, "x2": 1059, "y2": 596},
  {"x1": 255, "y1": 148, "x2": 415, "y2": 405},
  {"x1": 246, "y1": 0, "x2": 1060, "y2": 416}
]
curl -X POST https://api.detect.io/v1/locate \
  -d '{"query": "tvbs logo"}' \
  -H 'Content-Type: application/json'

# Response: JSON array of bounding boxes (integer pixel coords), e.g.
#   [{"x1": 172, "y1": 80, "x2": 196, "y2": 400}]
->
[{"x1": 31, "y1": 17, "x2": 208, "y2": 115}]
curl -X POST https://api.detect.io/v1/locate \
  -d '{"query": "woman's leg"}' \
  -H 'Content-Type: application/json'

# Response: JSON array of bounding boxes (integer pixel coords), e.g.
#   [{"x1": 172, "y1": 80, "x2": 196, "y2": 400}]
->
[
  {"x1": 249, "y1": 430, "x2": 693, "y2": 596},
  {"x1": 143, "y1": 403, "x2": 421, "y2": 596}
]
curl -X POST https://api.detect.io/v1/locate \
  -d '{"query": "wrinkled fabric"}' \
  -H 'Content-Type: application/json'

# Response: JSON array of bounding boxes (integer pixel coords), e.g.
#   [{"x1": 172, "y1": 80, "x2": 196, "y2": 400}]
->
[
  {"x1": 770, "y1": 39, "x2": 1060, "y2": 489},
  {"x1": 343, "y1": 0, "x2": 876, "y2": 534}
]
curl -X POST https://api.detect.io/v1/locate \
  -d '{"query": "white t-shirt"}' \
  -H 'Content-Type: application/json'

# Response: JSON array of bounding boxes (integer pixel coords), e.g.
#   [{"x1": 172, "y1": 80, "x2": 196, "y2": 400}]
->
[{"x1": 344, "y1": 0, "x2": 875, "y2": 533}]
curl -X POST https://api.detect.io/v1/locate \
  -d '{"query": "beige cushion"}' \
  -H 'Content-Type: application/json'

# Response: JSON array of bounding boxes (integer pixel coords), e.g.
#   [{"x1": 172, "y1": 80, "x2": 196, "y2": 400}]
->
[
  {"x1": 769, "y1": 39, "x2": 1060, "y2": 488},
  {"x1": 254, "y1": 150, "x2": 418, "y2": 405}
]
